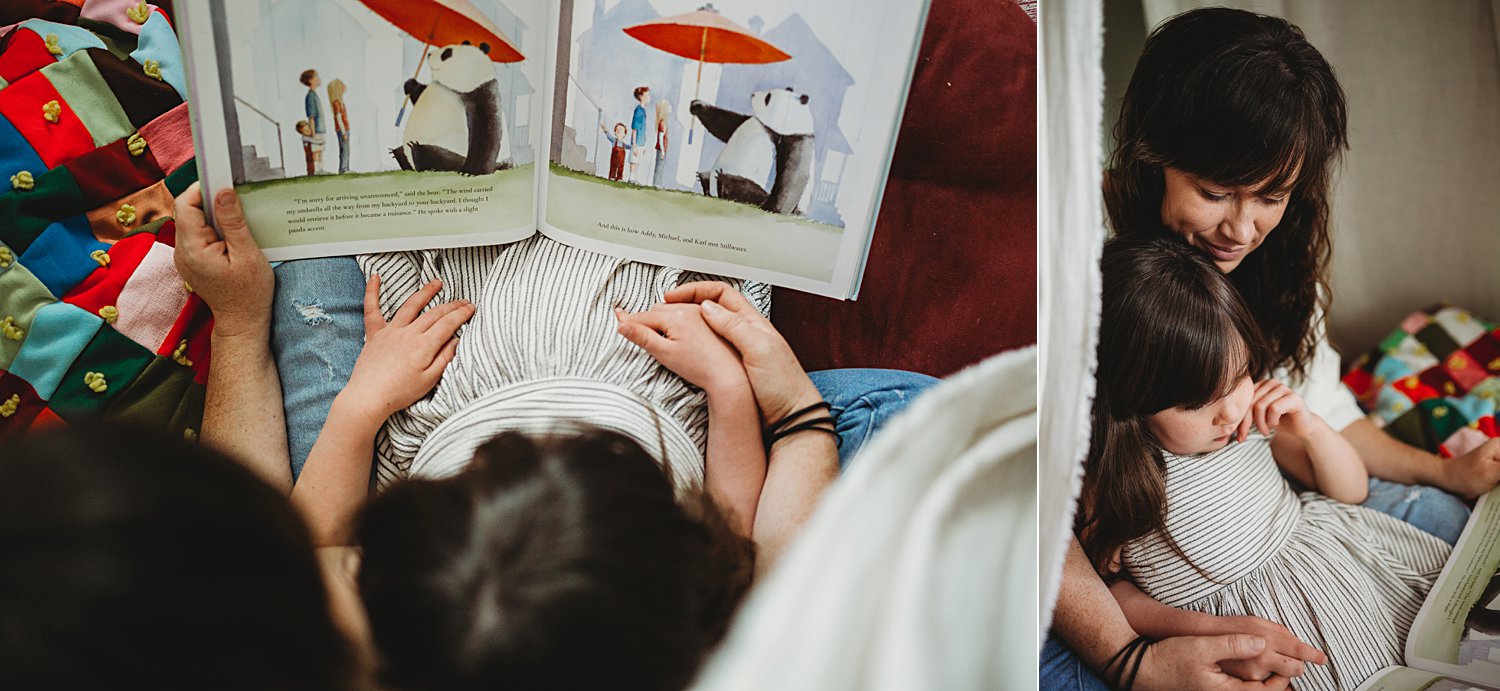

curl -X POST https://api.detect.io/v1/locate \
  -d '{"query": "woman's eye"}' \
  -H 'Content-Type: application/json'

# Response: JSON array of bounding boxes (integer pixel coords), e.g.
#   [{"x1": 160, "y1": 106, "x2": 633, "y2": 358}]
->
[
  {"x1": 1259, "y1": 196, "x2": 1286, "y2": 206},
  {"x1": 1197, "y1": 188, "x2": 1229, "y2": 202}
]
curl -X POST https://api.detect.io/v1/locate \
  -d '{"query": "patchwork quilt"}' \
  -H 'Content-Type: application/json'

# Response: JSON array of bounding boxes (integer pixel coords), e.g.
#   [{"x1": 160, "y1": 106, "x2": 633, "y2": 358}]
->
[
  {"x1": 1342, "y1": 306, "x2": 1500, "y2": 459},
  {"x1": 0, "y1": 0, "x2": 208, "y2": 439}
]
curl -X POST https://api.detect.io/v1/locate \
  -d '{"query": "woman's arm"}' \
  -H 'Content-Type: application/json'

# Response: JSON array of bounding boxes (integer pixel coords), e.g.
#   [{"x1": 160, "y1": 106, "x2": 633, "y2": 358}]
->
[
  {"x1": 1345, "y1": 419, "x2": 1500, "y2": 498},
  {"x1": 172, "y1": 184, "x2": 291, "y2": 492},
  {"x1": 292, "y1": 276, "x2": 473, "y2": 547},
  {"x1": 1248, "y1": 380, "x2": 1367, "y2": 503},
  {"x1": 1057, "y1": 537, "x2": 1320, "y2": 690}
]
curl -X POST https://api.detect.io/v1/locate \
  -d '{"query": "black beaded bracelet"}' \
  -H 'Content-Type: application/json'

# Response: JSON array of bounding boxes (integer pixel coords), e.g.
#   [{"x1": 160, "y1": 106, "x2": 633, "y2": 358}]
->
[{"x1": 1102, "y1": 635, "x2": 1152, "y2": 691}]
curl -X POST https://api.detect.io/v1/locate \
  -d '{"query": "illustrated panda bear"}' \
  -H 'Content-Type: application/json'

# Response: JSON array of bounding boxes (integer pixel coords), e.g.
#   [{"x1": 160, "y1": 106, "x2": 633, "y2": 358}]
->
[
  {"x1": 690, "y1": 87, "x2": 815, "y2": 215},
  {"x1": 393, "y1": 40, "x2": 512, "y2": 176}
]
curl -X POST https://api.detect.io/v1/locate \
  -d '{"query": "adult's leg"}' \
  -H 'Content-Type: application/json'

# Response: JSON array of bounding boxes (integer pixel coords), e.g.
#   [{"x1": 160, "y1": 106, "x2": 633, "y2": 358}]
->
[
  {"x1": 809, "y1": 368, "x2": 940, "y2": 470},
  {"x1": 1363, "y1": 477, "x2": 1470, "y2": 546},
  {"x1": 270, "y1": 257, "x2": 366, "y2": 480}
]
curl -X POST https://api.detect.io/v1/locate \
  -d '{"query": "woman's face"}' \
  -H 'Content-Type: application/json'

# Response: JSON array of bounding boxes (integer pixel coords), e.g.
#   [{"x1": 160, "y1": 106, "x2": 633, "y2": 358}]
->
[
  {"x1": 1146, "y1": 375, "x2": 1254, "y2": 455},
  {"x1": 1160, "y1": 167, "x2": 1293, "y2": 273}
]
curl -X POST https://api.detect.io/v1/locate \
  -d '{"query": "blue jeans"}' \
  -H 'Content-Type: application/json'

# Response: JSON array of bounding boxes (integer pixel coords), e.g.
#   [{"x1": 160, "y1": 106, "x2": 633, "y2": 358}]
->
[
  {"x1": 1039, "y1": 478, "x2": 1471, "y2": 690},
  {"x1": 271, "y1": 257, "x2": 366, "y2": 480},
  {"x1": 809, "y1": 368, "x2": 939, "y2": 469}
]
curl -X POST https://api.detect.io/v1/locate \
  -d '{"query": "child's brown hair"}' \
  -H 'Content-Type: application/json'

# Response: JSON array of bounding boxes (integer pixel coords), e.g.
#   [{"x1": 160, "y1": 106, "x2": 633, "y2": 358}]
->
[{"x1": 300, "y1": 69, "x2": 318, "y2": 86}]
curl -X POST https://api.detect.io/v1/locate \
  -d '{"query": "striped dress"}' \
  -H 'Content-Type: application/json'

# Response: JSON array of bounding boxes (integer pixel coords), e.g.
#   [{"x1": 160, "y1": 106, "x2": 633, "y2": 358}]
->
[
  {"x1": 357, "y1": 235, "x2": 770, "y2": 490},
  {"x1": 1121, "y1": 434, "x2": 1451, "y2": 691}
]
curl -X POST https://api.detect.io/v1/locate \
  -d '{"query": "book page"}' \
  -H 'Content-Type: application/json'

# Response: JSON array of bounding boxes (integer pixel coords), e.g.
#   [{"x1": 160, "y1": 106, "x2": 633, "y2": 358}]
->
[
  {"x1": 180, "y1": 0, "x2": 547, "y2": 260},
  {"x1": 536, "y1": 0, "x2": 930, "y2": 298},
  {"x1": 1407, "y1": 490, "x2": 1500, "y2": 684},
  {"x1": 1356, "y1": 666, "x2": 1500, "y2": 691}
]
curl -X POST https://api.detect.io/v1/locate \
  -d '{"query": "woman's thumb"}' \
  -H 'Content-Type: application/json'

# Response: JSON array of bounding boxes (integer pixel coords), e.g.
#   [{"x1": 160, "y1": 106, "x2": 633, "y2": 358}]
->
[
  {"x1": 700, "y1": 300, "x2": 754, "y2": 350},
  {"x1": 1212, "y1": 634, "x2": 1267, "y2": 661},
  {"x1": 213, "y1": 189, "x2": 254, "y2": 249}
]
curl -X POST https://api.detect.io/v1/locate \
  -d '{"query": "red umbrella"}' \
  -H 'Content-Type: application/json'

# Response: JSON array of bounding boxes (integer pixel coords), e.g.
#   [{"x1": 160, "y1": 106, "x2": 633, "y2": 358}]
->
[
  {"x1": 623, "y1": 4, "x2": 790, "y2": 142},
  {"x1": 358, "y1": 0, "x2": 524, "y2": 125}
]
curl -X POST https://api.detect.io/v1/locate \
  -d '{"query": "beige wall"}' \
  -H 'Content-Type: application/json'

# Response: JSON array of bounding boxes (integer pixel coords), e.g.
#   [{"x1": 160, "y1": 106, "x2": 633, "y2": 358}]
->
[{"x1": 1105, "y1": 0, "x2": 1500, "y2": 358}]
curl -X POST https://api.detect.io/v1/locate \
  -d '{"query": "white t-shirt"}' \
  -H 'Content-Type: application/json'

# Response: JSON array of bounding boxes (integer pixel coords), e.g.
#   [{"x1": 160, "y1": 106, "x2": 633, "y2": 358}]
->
[{"x1": 1279, "y1": 307, "x2": 1364, "y2": 432}]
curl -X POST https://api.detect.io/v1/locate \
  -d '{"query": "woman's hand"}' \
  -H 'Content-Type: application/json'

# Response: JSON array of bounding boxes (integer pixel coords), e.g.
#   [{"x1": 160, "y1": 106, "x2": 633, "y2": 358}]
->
[
  {"x1": 335, "y1": 276, "x2": 474, "y2": 427},
  {"x1": 1237, "y1": 380, "x2": 1326, "y2": 441},
  {"x1": 1208, "y1": 616, "x2": 1326, "y2": 682},
  {"x1": 1442, "y1": 439, "x2": 1500, "y2": 498},
  {"x1": 1136, "y1": 635, "x2": 1297, "y2": 691},
  {"x1": 615, "y1": 303, "x2": 749, "y2": 397},
  {"x1": 172, "y1": 184, "x2": 274, "y2": 337},
  {"x1": 663, "y1": 282, "x2": 822, "y2": 423}
]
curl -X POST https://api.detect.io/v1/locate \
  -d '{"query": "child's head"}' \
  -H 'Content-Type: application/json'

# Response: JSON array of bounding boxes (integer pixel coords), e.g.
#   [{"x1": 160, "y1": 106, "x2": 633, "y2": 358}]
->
[
  {"x1": 0, "y1": 424, "x2": 359, "y2": 689},
  {"x1": 1079, "y1": 234, "x2": 1270, "y2": 574},
  {"x1": 614, "y1": 122, "x2": 628, "y2": 137},
  {"x1": 327, "y1": 78, "x2": 346, "y2": 102},
  {"x1": 301, "y1": 69, "x2": 320, "y2": 88},
  {"x1": 296, "y1": 120, "x2": 312, "y2": 136},
  {"x1": 356, "y1": 428, "x2": 752, "y2": 691},
  {"x1": 656, "y1": 99, "x2": 673, "y2": 123},
  {"x1": 634, "y1": 85, "x2": 650, "y2": 103}
]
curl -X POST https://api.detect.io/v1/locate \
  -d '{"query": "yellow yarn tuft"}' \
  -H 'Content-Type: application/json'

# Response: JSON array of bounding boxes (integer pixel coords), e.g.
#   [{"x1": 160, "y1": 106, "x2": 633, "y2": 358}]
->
[
  {"x1": 42, "y1": 100, "x2": 60, "y2": 123},
  {"x1": 0, "y1": 394, "x2": 18, "y2": 418},
  {"x1": 1, "y1": 316, "x2": 23, "y2": 341},
  {"x1": 172, "y1": 339, "x2": 194, "y2": 367},
  {"x1": 0, "y1": 247, "x2": 12, "y2": 268},
  {"x1": 116, "y1": 204, "x2": 137, "y2": 226},
  {"x1": 44, "y1": 34, "x2": 62, "y2": 56},
  {"x1": 83, "y1": 371, "x2": 108, "y2": 393},
  {"x1": 10, "y1": 171, "x2": 34, "y2": 191},
  {"x1": 99, "y1": 305, "x2": 119, "y2": 324},
  {"x1": 126, "y1": 0, "x2": 150, "y2": 24},
  {"x1": 128, "y1": 133, "x2": 148, "y2": 156},
  {"x1": 142, "y1": 59, "x2": 162, "y2": 81},
  {"x1": 90, "y1": 249, "x2": 110, "y2": 267}
]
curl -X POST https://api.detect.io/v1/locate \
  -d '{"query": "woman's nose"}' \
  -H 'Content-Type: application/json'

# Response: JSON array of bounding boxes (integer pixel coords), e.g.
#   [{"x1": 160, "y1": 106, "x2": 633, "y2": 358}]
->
[{"x1": 1221, "y1": 205, "x2": 1256, "y2": 245}]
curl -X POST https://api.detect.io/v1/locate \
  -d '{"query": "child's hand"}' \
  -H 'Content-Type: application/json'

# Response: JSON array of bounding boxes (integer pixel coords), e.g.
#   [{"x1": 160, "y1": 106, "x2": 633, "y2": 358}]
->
[
  {"x1": 1239, "y1": 380, "x2": 1326, "y2": 441},
  {"x1": 172, "y1": 184, "x2": 274, "y2": 338},
  {"x1": 615, "y1": 303, "x2": 749, "y2": 397},
  {"x1": 337, "y1": 276, "x2": 474, "y2": 426}
]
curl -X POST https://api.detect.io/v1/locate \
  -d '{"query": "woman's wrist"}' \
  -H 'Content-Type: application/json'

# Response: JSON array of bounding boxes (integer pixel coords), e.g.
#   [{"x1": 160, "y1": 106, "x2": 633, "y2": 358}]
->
[{"x1": 329, "y1": 392, "x2": 389, "y2": 434}]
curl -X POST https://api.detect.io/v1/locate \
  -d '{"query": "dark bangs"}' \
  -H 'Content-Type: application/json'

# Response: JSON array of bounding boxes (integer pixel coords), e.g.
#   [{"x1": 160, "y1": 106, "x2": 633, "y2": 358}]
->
[
  {"x1": 1125, "y1": 7, "x2": 1345, "y2": 194},
  {"x1": 1097, "y1": 235, "x2": 1270, "y2": 419}
]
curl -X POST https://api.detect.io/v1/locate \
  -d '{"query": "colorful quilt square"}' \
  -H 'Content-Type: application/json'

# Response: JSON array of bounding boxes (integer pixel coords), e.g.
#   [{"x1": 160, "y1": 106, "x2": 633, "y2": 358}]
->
[
  {"x1": 0, "y1": 165, "x2": 85, "y2": 253},
  {"x1": 159, "y1": 293, "x2": 212, "y2": 384},
  {"x1": 1444, "y1": 350, "x2": 1489, "y2": 391},
  {"x1": 83, "y1": 179, "x2": 172, "y2": 243},
  {"x1": 39, "y1": 50, "x2": 133, "y2": 148},
  {"x1": 1417, "y1": 367, "x2": 1463, "y2": 399},
  {"x1": 136, "y1": 102, "x2": 192, "y2": 174},
  {"x1": 1372, "y1": 355, "x2": 1413, "y2": 390},
  {"x1": 0, "y1": 69, "x2": 94, "y2": 169},
  {"x1": 1472, "y1": 378, "x2": 1500, "y2": 406},
  {"x1": 1374, "y1": 381, "x2": 1420, "y2": 424},
  {"x1": 0, "y1": 113, "x2": 45, "y2": 194},
  {"x1": 1434, "y1": 307, "x2": 1491, "y2": 346},
  {"x1": 1440, "y1": 425, "x2": 1494, "y2": 460},
  {"x1": 50, "y1": 323, "x2": 154, "y2": 419},
  {"x1": 0, "y1": 370, "x2": 45, "y2": 436},
  {"x1": 101, "y1": 353, "x2": 194, "y2": 430},
  {"x1": 67, "y1": 135, "x2": 164, "y2": 207},
  {"x1": 1468, "y1": 332, "x2": 1500, "y2": 376},
  {"x1": 18, "y1": 214, "x2": 106, "y2": 297},
  {"x1": 129, "y1": 12, "x2": 184, "y2": 100},
  {"x1": 114, "y1": 240, "x2": 188, "y2": 352},
  {"x1": 85, "y1": 48, "x2": 180, "y2": 129},
  {"x1": 1343, "y1": 367, "x2": 1376, "y2": 400},
  {"x1": 1385, "y1": 407, "x2": 1444, "y2": 453},
  {"x1": 0, "y1": 26, "x2": 57, "y2": 85},
  {"x1": 1418, "y1": 397, "x2": 1469, "y2": 442},
  {"x1": 162, "y1": 161, "x2": 195, "y2": 197},
  {"x1": 60, "y1": 229, "x2": 153, "y2": 313},
  {"x1": 0, "y1": 258, "x2": 53, "y2": 370},
  {"x1": 1415, "y1": 323, "x2": 1462, "y2": 361},
  {"x1": 17, "y1": 20, "x2": 105, "y2": 61},
  {"x1": 1394, "y1": 375, "x2": 1440, "y2": 404},
  {"x1": 6, "y1": 300, "x2": 101, "y2": 399}
]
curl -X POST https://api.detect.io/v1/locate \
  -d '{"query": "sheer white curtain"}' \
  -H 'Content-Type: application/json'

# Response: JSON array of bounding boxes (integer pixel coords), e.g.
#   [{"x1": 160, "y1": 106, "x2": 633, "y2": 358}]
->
[
  {"x1": 1141, "y1": 0, "x2": 1500, "y2": 354},
  {"x1": 1037, "y1": 0, "x2": 1106, "y2": 641}
]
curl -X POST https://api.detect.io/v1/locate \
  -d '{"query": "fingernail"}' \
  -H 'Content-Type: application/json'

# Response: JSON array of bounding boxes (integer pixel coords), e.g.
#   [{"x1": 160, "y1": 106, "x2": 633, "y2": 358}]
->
[
  {"x1": 702, "y1": 300, "x2": 722, "y2": 314},
  {"x1": 215, "y1": 189, "x2": 236, "y2": 207},
  {"x1": 1247, "y1": 636, "x2": 1265, "y2": 652}
]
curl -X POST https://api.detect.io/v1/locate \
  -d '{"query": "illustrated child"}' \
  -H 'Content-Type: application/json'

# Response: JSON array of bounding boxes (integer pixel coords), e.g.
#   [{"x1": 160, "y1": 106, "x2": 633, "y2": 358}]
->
[
  {"x1": 653, "y1": 99, "x2": 672, "y2": 188},
  {"x1": 630, "y1": 85, "x2": 650, "y2": 182},
  {"x1": 295, "y1": 120, "x2": 324, "y2": 176},
  {"x1": 300, "y1": 69, "x2": 325, "y2": 173},
  {"x1": 601, "y1": 122, "x2": 630, "y2": 181},
  {"x1": 1078, "y1": 235, "x2": 1449, "y2": 691},
  {"x1": 328, "y1": 78, "x2": 351, "y2": 174}
]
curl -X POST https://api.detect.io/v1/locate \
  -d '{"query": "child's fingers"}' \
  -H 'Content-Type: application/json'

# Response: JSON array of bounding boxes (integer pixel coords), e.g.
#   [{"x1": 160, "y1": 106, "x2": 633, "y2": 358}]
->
[
  {"x1": 423, "y1": 338, "x2": 459, "y2": 380},
  {"x1": 393, "y1": 279, "x2": 443, "y2": 326},
  {"x1": 618, "y1": 321, "x2": 672, "y2": 356},
  {"x1": 413, "y1": 299, "x2": 472, "y2": 332},
  {"x1": 423, "y1": 303, "x2": 476, "y2": 348},
  {"x1": 1237, "y1": 413, "x2": 1253, "y2": 443},
  {"x1": 363, "y1": 275, "x2": 386, "y2": 334}
]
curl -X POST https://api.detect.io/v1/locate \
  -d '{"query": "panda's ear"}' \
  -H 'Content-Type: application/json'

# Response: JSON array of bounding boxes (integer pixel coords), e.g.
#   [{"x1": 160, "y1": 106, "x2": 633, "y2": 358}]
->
[
  {"x1": 462, "y1": 40, "x2": 471, "y2": 45},
  {"x1": 799, "y1": 94, "x2": 809, "y2": 105},
  {"x1": 480, "y1": 42, "x2": 491, "y2": 54},
  {"x1": 764, "y1": 92, "x2": 771, "y2": 106}
]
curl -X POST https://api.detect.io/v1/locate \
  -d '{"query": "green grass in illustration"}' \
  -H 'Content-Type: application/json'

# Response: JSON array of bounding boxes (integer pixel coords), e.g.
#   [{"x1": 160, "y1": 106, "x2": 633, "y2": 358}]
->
[{"x1": 545, "y1": 163, "x2": 843, "y2": 282}]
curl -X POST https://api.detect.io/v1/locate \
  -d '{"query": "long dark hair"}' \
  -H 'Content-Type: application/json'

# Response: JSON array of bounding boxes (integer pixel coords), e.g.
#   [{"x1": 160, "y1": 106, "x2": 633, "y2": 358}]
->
[
  {"x1": 1104, "y1": 7, "x2": 1348, "y2": 380},
  {"x1": 0, "y1": 425, "x2": 358, "y2": 689},
  {"x1": 1077, "y1": 236, "x2": 1271, "y2": 578},
  {"x1": 356, "y1": 428, "x2": 754, "y2": 691}
]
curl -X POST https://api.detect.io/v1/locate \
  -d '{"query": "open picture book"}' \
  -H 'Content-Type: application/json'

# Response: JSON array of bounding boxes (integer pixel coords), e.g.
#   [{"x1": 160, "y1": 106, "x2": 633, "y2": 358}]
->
[
  {"x1": 1358, "y1": 488, "x2": 1500, "y2": 691},
  {"x1": 176, "y1": 0, "x2": 931, "y2": 299}
]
